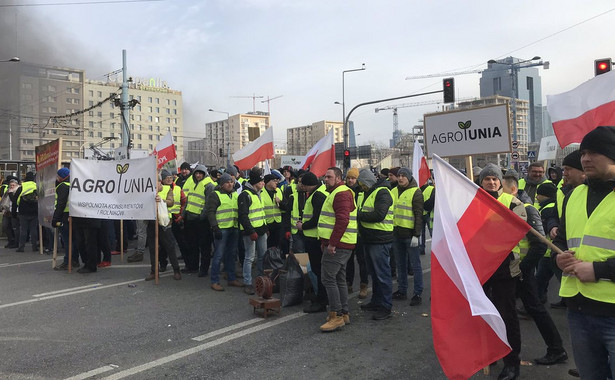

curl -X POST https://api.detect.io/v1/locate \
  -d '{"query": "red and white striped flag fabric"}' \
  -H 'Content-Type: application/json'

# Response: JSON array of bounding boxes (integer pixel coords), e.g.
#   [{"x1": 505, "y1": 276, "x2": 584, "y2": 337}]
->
[
  {"x1": 430, "y1": 154, "x2": 530, "y2": 380},
  {"x1": 232, "y1": 127, "x2": 274, "y2": 170},
  {"x1": 152, "y1": 131, "x2": 177, "y2": 169},
  {"x1": 412, "y1": 139, "x2": 430, "y2": 187},
  {"x1": 547, "y1": 70, "x2": 615, "y2": 148},
  {"x1": 299, "y1": 128, "x2": 335, "y2": 177}
]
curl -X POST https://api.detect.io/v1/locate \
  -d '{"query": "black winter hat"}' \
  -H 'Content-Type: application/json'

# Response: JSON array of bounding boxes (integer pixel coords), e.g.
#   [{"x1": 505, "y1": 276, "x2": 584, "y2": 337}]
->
[
  {"x1": 562, "y1": 150, "x2": 583, "y2": 171},
  {"x1": 180, "y1": 162, "x2": 191, "y2": 170},
  {"x1": 479, "y1": 163, "x2": 503, "y2": 184},
  {"x1": 536, "y1": 182, "x2": 558, "y2": 199},
  {"x1": 264, "y1": 174, "x2": 277, "y2": 184},
  {"x1": 249, "y1": 167, "x2": 264, "y2": 185},
  {"x1": 301, "y1": 172, "x2": 319, "y2": 186},
  {"x1": 580, "y1": 126, "x2": 615, "y2": 163}
]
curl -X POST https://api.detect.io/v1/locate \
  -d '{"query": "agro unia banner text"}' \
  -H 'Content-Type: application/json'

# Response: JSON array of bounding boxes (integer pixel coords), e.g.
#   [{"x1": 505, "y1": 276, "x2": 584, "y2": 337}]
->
[{"x1": 69, "y1": 157, "x2": 157, "y2": 220}]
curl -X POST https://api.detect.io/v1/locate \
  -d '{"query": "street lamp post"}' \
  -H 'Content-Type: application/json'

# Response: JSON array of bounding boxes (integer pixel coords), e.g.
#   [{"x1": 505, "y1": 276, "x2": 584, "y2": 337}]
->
[
  {"x1": 209, "y1": 109, "x2": 231, "y2": 167},
  {"x1": 487, "y1": 56, "x2": 548, "y2": 169},
  {"x1": 341, "y1": 64, "x2": 366, "y2": 151},
  {"x1": 2, "y1": 57, "x2": 20, "y2": 160}
]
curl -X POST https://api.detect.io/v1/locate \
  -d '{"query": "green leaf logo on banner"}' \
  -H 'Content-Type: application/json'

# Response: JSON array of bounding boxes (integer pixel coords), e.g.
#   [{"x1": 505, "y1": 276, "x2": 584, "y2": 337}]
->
[
  {"x1": 458, "y1": 120, "x2": 471, "y2": 130},
  {"x1": 116, "y1": 163, "x2": 129, "y2": 193}
]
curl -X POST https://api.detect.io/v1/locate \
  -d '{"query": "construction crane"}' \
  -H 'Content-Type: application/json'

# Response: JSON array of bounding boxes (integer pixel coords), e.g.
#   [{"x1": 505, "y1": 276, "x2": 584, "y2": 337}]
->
[
  {"x1": 260, "y1": 95, "x2": 283, "y2": 114},
  {"x1": 230, "y1": 94, "x2": 264, "y2": 113}
]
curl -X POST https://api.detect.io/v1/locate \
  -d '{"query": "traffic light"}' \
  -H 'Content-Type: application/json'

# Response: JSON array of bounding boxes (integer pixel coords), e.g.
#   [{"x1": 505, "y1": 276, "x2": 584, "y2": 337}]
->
[
  {"x1": 595, "y1": 58, "x2": 612, "y2": 76},
  {"x1": 443, "y1": 77, "x2": 455, "y2": 103},
  {"x1": 343, "y1": 149, "x2": 351, "y2": 169}
]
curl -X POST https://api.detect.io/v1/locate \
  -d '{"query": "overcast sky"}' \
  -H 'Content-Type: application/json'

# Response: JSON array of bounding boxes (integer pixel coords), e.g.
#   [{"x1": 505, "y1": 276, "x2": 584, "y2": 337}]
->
[{"x1": 3, "y1": 0, "x2": 614, "y2": 149}]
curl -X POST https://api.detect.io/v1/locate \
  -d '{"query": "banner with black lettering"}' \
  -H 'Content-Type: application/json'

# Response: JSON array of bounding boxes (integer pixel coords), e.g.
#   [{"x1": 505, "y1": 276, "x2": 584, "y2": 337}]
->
[{"x1": 69, "y1": 157, "x2": 157, "y2": 220}]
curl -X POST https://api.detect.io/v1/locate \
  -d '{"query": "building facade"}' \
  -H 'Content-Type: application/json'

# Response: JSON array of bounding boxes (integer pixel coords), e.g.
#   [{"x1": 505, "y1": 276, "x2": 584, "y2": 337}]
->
[
  {"x1": 480, "y1": 56, "x2": 544, "y2": 144},
  {"x1": 188, "y1": 112, "x2": 271, "y2": 167},
  {"x1": 0, "y1": 62, "x2": 183, "y2": 163},
  {"x1": 286, "y1": 120, "x2": 342, "y2": 156}
]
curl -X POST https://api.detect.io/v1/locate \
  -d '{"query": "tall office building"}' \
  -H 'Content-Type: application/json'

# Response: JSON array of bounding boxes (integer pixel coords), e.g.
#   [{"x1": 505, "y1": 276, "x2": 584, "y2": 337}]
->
[{"x1": 480, "y1": 57, "x2": 544, "y2": 143}]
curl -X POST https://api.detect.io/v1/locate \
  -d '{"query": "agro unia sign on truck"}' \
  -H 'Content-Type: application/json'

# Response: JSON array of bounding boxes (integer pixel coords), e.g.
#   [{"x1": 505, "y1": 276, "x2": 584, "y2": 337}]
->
[
  {"x1": 69, "y1": 157, "x2": 157, "y2": 220},
  {"x1": 423, "y1": 104, "x2": 511, "y2": 158}
]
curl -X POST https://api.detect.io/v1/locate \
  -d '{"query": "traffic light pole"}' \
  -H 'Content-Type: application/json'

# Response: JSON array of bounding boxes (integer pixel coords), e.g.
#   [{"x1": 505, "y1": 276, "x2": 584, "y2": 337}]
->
[{"x1": 343, "y1": 89, "x2": 443, "y2": 170}]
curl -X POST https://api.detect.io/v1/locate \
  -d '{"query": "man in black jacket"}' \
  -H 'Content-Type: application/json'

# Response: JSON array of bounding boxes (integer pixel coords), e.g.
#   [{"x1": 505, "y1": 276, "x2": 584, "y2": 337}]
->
[
  {"x1": 52, "y1": 168, "x2": 80, "y2": 270},
  {"x1": 15, "y1": 172, "x2": 39, "y2": 252}
]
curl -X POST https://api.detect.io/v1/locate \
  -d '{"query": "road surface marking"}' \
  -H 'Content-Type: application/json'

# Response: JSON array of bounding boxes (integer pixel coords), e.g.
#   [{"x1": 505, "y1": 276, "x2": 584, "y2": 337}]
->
[
  {"x1": 0, "y1": 259, "x2": 52, "y2": 268},
  {"x1": 65, "y1": 364, "x2": 119, "y2": 380},
  {"x1": 33, "y1": 283, "x2": 103, "y2": 297},
  {"x1": 191, "y1": 318, "x2": 263, "y2": 341}
]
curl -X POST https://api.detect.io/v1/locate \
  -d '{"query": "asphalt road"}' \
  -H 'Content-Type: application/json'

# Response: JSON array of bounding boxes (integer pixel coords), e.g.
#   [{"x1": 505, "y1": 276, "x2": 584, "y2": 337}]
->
[{"x1": 0, "y1": 237, "x2": 575, "y2": 380}]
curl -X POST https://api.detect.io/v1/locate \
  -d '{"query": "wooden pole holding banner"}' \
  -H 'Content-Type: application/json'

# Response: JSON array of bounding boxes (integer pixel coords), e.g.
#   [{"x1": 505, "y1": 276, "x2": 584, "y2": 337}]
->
[
  {"x1": 155, "y1": 209, "x2": 159, "y2": 285},
  {"x1": 39, "y1": 225, "x2": 43, "y2": 255},
  {"x1": 465, "y1": 155, "x2": 474, "y2": 181},
  {"x1": 120, "y1": 219, "x2": 124, "y2": 262},
  {"x1": 68, "y1": 217, "x2": 73, "y2": 273},
  {"x1": 52, "y1": 227, "x2": 58, "y2": 269}
]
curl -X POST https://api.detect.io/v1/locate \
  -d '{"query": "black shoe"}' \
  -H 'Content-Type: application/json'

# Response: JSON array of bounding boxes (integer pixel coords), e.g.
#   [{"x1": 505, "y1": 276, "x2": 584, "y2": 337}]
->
[
  {"x1": 54, "y1": 263, "x2": 69, "y2": 271},
  {"x1": 244, "y1": 285, "x2": 255, "y2": 295},
  {"x1": 181, "y1": 268, "x2": 198, "y2": 274},
  {"x1": 568, "y1": 368, "x2": 580, "y2": 377},
  {"x1": 410, "y1": 295, "x2": 422, "y2": 306},
  {"x1": 550, "y1": 299, "x2": 567, "y2": 309},
  {"x1": 497, "y1": 365, "x2": 519, "y2": 380},
  {"x1": 16, "y1": 247, "x2": 24, "y2": 252},
  {"x1": 198, "y1": 271, "x2": 208, "y2": 277},
  {"x1": 303, "y1": 302, "x2": 327, "y2": 313},
  {"x1": 360, "y1": 302, "x2": 380, "y2": 311},
  {"x1": 419, "y1": 249, "x2": 426, "y2": 255},
  {"x1": 372, "y1": 307, "x2": 391, "y2": 320},
  {"x1": 159, "y1": 264, "x2": 168, "y2": 273},
  {"x1": 408, "y1": 269, "x2": 414, "y2": 276},
  {"x1": 534, "y1": 351, "x2": 568, "y2": 365},
  {"x1": 77, "y1": 267, "x2": 96, "y2": 274},
  {"x1": 392, "y1": 291, "x2": 408, "y2": 300}
]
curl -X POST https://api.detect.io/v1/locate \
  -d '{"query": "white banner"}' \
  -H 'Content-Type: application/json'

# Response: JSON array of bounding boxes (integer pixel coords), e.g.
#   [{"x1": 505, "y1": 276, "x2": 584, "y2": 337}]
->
[
  {"x1": 69, "y1": 157, "x2": 157, "y2": 220},
  {"x1": 537, "y1": 135, "x2": 559, "y2": 161},
  {"x1": 424, "y1": 104, "x2": 511, "y2": 158},
  {"x1": 280, "y1": 155, "x2": 304, "y2": 168}
]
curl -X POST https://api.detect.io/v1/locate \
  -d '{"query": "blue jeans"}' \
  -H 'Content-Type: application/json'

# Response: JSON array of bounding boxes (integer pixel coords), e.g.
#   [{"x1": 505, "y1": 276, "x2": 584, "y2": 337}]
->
[
  {"x1": 242, "y1": 234, "x2": 267, "y2": 286},
  {"x1": 364, "y1": 242, "x2": 393, "y2": 310},
  {"x1": 211, "y1": 228, "x2": 238, "y2": 284},
  {"x1": 393, "y1": 237, "x2": 423, "y2": 296},
  {"x1": 568, "y1": 309, "x2": 615, "y2": 380}
]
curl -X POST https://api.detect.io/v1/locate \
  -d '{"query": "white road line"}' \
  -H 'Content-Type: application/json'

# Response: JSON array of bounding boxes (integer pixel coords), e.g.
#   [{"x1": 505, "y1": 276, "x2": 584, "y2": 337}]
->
[
  {"x1": 191, "y1": 318, "x2": 263, "y2": 341},
  {"x1": 33, "y1": 283, "x2": 103, "y2": 297},
  {"x1": 99, "y1": 312, "x2": 305, "y2": 380},
  {"x1": 64, "y1": 365, "x2": 119, "y2": 380},
  {"x1": 0, "y1": 259, "x2": 52, "y2": 268},
  {"x1": 0, "y1": 274, "x2": 172, "y2": 310}
]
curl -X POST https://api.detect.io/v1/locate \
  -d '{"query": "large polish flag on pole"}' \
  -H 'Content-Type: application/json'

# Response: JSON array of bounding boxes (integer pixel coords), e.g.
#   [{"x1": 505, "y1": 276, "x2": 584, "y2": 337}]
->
[
  {"x1": 299, "y1": 128, "x2": 335, "y2": 177},
  {"x1": 412, "y1": 139, "x2": 430, "y2": 187},
  {"x1": 547, "y1": 70, "x2": 615, "y2": 148},
  {"x1": 152, "y1": 132, "x2": 177, "y2": 169},
  {"x1": 232, "y1": 127, "x2": 274, "y2": 170},
  {"x1": 430, "y1": 155, "x2": 530, "y2": 380}
]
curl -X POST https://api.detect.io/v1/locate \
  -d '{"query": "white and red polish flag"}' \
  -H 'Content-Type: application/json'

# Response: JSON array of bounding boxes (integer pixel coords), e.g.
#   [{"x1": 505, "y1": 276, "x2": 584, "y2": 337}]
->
[
  {"x1": 152, "y1": 132, "x2": 177, "y2": 169},
  {"x1": 299, "y1": 128, "x2": 335, "y2": 177},
  {"x1": 547, "y1": 70, "x2": 615, "y2": 148},
  {"x1": 232, "y1": 127, "x2": 274, "y2": 170},
  {"x1": 430, "y1": 154, "x2": 530, "y2": 380},
  {"x1": 412, "y1": 139, "x2": 430, "y2": 187}
]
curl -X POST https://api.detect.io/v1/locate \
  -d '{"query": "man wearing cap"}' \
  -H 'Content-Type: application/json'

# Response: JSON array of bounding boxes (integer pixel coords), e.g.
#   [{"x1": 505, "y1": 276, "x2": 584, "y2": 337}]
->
[
  {"x1": 502, "y1": 173, "x2": 569, "y2": 367},
  {"x1": 553, "y1": 126, "x2": 615, "y2": 380},
  {"x1": 145, "y1": 177, "x2": 181, "y2": 281},
  {"x1": 183, "y1": 164, "x2": 215, "y2": 276},
  {"x1": 238, "y1": 167, "x2": 268, "y2": 295},
  {"x1": 52, "y1": 168, "x2": 80, "y2": 270},
  {"x1": 317, "y1": 167, "x2": 356, "y2": 331},
  {"x1": 480, "y1": 163, "x2": 527, "y2": 380},
  {"x1": 160, "y1": 169, "x2": 187, "y2": 272},
  {"x1": 547, "y1": 150, "x2": 586, "y2": 309},
  {"x1": 389, "y1": 167, "x2": 424, "y2": 306},
  {"x1": 175, "y1": 162, "x2": 192, "y2": 189},
  {"x1": 534, "y1": 182, "x2": 560, "y2": 305},
  {"x1": 356, "y1": 168, "x2": 395, "y2": 321},
  {"x1": 345, "y1": 167, "x2": 369, "y2": 298},
  {"x1": 283, "y1": 172, "x2": 306, "y2": 254},
  {"x1": 207, "y1": 173, "x2": 242, "y2": 291},
  {"x1": 262, "y1": 173, "x2": 283, "y2": 249},
  {"x1": 296, "y1": 171, "x2": 328, "y2": 313},
  {"x1": 15, "y1": 171, "x2": 39, "y2": 252}
]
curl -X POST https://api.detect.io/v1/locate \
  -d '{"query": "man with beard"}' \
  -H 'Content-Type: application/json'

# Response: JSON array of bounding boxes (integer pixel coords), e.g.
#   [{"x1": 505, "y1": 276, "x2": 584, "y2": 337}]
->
[{"x1": 519, "y1": 161, "x2": 552, "y2": 207}]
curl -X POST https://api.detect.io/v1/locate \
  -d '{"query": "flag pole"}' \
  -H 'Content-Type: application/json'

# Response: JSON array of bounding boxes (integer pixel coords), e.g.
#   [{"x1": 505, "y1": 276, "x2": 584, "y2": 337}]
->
[
  {"x1": 528, "y1": 227, "x2": 565, "y2": 256},
  {"x1": 68, "y1": 217, "x2": 73, "y2": 273}
]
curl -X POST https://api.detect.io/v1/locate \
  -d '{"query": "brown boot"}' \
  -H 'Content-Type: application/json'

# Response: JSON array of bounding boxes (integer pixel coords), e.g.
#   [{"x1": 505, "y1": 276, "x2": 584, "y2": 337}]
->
[
  {"x1": 173, "y1": 271, "x2": 182, "y2": 280},
  {"x1": 145, "y1": 273, "x2": 156, "y2": 281},
  {"x1": 228, "y1": 280, "x2": 244, "y2": 287},
  {"x1": 342, "y1": 313, "x2": 350, "y2": 325},
  {"x1": 347, "y1": 282, "x2": 353, "y2": 294},
  {"x1": 211, "y1": 283, "x2": 224, "y2": 291},
  {"x1": 359, "y1": 283, "x2": 368, "y2": 299},
  {"x1": 320, "y1": 312, "x2": 345, "y2": 332}
]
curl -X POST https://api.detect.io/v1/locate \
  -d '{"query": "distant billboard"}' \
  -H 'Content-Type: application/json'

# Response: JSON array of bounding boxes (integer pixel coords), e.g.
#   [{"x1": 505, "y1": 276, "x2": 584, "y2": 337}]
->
[
  {"x1": 280, "y1": 155, "x2": 304, "y2": 169},
  {"x1": 424, "y1": 104, "x2": 511, "y2": 158}
]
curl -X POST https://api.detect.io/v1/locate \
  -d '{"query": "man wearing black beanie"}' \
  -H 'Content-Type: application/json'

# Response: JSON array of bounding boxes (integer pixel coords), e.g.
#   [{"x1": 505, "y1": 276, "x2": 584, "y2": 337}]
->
[{"x1": 553, "y1": 126, "x2": 615, "y2": 379}]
